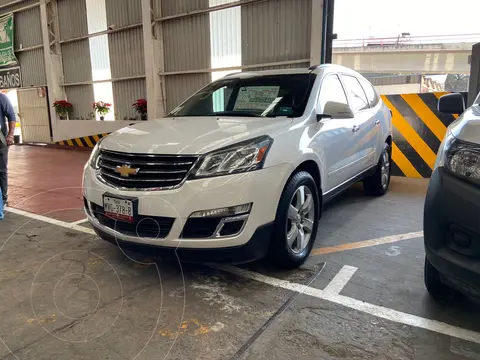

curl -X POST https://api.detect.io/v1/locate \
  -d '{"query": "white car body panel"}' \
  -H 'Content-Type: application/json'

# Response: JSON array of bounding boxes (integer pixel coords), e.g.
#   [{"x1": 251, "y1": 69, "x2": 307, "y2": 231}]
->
[
  {"x1": 102, "y1": 117, "x2": 293, "y2": 155},
  {"x1": 448, "y1": 104, "x2": 480, "y2": 144}
]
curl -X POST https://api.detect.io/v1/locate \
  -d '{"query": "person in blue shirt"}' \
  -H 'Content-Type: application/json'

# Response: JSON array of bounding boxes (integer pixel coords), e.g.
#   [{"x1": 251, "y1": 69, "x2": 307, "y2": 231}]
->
[{"x1": 0, "y1": 92, "x2": 16, "y2": 206}]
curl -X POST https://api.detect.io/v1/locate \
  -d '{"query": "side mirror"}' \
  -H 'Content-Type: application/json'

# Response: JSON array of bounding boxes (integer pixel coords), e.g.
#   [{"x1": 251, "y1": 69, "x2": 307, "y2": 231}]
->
[
  {"x1": 318, "y1": 101, "x2": 355, "y2": 121},
  {"x1": 438, "y1": 93, "x2": 465, "y2": 114}
]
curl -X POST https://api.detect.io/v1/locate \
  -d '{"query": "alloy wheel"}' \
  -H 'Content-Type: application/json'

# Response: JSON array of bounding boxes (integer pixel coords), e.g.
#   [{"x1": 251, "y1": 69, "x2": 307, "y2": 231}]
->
[
  {"x1": 286, "y1": 185, "x2": 315, "y2": 254},
  {"x1": 381, "y1": 150, "x2": 390, "y2": 189}
]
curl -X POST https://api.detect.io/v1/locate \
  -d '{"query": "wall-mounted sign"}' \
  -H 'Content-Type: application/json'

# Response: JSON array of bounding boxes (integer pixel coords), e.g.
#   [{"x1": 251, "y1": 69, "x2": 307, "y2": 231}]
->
[
  {"x1": 37, "y1": 87, "x2": 46, "y2": 98},
  {"x1": 0, "y1": 67, "x2": 21, "y2": 89},
  {"x1": 0, "y1": 13, "x2": 18, "y2": 67}
]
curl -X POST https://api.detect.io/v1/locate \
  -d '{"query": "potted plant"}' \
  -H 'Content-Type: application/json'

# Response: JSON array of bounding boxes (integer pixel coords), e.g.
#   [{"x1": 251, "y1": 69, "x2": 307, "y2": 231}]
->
[
  {"x1": 133, "y1": 98, "x2": 148, "y2": 120},
  {"x1": 53, "y1": 100, "x2": 73, "y2": 120},
  {"x1": 93, "y1": 101, "x2": 112, "y2": 120}
]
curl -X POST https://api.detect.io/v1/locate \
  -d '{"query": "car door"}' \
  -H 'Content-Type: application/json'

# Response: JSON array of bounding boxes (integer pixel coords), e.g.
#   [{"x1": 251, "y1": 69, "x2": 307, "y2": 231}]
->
[
  {"x1": 359, "y1": 78, "x2": 384, "y2": 164},
  {"x1": 313, "y1": 74, "x2": 357, "y2": 192},
  {"x1": 340, "y1": 75, "x2": 377, "y2": 175}
]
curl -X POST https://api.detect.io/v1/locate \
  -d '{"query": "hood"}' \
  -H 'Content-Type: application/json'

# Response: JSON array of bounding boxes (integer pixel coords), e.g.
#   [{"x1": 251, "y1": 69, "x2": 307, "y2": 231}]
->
[
  {"x1": 101, "y1": 116, "x2": 293, "y2": 154},
  {"x1": 449, "y1": 105, "x2": 480, "y2": 144}
]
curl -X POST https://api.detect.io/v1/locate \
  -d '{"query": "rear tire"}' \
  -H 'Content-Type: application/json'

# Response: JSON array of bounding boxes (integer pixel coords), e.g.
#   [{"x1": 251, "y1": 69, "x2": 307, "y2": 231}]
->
[
  {"x1": 424, "y1": 256, "x2": 453, "y2": 298},
  {"x1": 270, "y1": 171, "x2": 320, "y2": 269},
  {"x1": 364, "y1": 143, "x2": 391, "y2": 196}
]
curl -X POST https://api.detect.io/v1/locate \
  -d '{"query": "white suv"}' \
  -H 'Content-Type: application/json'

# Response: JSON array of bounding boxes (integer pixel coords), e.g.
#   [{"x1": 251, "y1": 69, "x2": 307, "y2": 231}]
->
[{"x1": 83, "y1": 64, "x2": 392, "y2": 268}]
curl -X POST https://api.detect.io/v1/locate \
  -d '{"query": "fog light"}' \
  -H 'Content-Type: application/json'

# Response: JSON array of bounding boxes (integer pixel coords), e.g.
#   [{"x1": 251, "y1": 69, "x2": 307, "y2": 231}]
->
[{"x1": 190, "y1": 203, "x2": 252, "y2": 218}]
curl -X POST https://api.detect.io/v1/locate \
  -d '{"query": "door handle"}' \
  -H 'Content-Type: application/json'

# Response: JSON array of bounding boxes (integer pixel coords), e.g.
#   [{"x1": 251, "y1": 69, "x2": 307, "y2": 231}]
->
[
  {"x1": 375, "y1": 119, "x2": 380, "y2": 126},
  {"x1": 352, "y1": 125, "x2": 360, "y2": 133}
]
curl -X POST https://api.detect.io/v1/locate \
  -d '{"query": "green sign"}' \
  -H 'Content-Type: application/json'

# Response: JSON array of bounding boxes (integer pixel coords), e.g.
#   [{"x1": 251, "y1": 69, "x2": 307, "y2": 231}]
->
[{"x1": 0, "y1": 13, "x2": 18, "y2": 68}]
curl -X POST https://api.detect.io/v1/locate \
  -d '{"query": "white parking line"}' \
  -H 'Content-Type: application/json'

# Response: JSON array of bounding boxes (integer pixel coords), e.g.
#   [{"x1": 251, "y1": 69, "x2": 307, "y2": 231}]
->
[
  {"x1": 215, "y1": 265, "x2": 480, "y2": 345},
  {"x1": 323, "y1": 265, "x2": 358, "y2": 295},
  {"x1": 6, "y1": 207, "x2": 480, "y2": 345},
  {"x1": 71, "y1": 218, "x2": 88, "y2": 226},
  {"x1": 4, "y1": 207, "x2": 96, "y2": 235}
]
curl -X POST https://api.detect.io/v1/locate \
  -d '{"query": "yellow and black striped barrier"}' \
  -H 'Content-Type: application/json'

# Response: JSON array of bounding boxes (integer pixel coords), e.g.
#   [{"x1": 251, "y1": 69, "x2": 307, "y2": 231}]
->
[
  {"x1": 382, "y1": 92, "x2": 465, "y2": 178},
  {"x1": 55, "y1": 133, "x2": 110, "y2": 148}
]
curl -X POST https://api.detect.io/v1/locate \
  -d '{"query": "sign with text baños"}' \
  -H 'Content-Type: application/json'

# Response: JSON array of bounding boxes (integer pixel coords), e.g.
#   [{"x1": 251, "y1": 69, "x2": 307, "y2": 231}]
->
[
  {"x1": 0, "y1": 67, "x2": 21, "y2": 89},
  {"x1": 0, "y1": 13, "x2": 18, "y2": 67}
]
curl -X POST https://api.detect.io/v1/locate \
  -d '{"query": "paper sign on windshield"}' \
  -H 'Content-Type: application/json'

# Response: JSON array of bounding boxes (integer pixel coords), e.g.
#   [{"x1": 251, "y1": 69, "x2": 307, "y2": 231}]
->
[{"x1": 234, "y1": 86, "x2": 280, "y2": 111}]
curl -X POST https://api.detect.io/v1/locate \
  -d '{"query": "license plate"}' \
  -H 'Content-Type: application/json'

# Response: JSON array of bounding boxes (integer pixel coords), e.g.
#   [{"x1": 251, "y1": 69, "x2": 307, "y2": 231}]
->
[{"x1": 103, "y1": 196, "x2": 134, "y2": 223}]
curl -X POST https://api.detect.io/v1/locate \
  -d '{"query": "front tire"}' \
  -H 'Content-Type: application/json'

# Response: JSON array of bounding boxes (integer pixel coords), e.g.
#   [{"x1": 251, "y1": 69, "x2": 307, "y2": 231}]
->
[
  {"x1": 271, "y1": 171, "x2": 320, "y2": 269},
  {"x1": 364, "y1": 143, "x2": 391, "y2": 196},
  {"x1": 424, "y1": 256, "x2": 454, "y2": 298}
]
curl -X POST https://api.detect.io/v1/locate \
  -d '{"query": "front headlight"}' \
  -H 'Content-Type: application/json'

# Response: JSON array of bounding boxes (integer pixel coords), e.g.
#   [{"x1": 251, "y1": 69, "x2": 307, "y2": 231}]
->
[
  {"x1": 437, "y1": 132, "x2": 480, "y2": 181},
  {"x1": 89, "y1": 139, "x2": 104, "y2": 169},
  {"x1": 190, "y1": 136, "x2": 273, "y2": 179}
]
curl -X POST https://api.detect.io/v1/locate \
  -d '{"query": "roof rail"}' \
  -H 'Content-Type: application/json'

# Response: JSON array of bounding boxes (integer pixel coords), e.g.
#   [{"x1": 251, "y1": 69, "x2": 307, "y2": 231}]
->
[{"x1": 308, "y1": 64, "x2": 321, "y2": 70}]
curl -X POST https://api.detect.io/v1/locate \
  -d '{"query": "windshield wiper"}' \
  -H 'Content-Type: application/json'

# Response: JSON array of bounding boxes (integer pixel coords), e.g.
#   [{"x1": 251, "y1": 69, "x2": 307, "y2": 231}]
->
[{"x1": 210, "y1": 111, "x2": 263, "y2": 118}]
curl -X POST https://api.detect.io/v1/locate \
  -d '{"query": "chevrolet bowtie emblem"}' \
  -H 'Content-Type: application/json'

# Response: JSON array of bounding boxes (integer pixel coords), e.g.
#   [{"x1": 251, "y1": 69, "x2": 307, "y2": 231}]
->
[{"x1": 115, "y1": 165, "x2": 140, "y2": 177}]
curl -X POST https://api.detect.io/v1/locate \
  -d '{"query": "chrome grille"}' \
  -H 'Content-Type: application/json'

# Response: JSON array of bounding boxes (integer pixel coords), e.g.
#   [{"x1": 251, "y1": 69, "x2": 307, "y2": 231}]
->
[{"x1": 98, "y1": 150, "x2": 198, "y2": 190}]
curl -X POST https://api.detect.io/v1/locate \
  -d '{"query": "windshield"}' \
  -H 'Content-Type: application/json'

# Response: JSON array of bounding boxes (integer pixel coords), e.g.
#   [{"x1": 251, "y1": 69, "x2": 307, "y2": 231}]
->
[{"x1": 167, "y1": 74, "x2": 316, "y2": 118}]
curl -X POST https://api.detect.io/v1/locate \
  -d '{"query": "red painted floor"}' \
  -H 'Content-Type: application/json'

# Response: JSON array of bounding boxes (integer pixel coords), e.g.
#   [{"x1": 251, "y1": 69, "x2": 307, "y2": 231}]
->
[{"x1": 7, "y1": 145, "x2": 90, "y2": 222}]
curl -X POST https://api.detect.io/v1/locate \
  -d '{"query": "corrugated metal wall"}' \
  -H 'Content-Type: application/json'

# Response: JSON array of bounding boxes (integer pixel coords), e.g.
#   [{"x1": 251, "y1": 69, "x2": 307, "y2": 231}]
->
[
  {"x1": 210, "y1": 7, "x2": 241, "y2": 69},
  {"x1": 159, "y1": 0, "x2": 313, "y2": 112},
  {"x1": 17, "y1": 49, "x2": 47, "y2": 87},
  {"x1": 58, "y1": 0, "x2": 88, "y2": 40},
  {"x1": 113, "y1": 78, "x2": 146, "y2": 120},
  {"x1": 0, "y1": 0, "x2": 37, "y2": 13},
  {"x1": 109, "y1": 28, "x2": 144, "y2": 78},
  {"x1": 165, "y1": 74, "x2": 210, "y2": 112},
  {"x1": 104, "y1": 0, "x2": 145, "y2": 120},
  {"x1": 241, "y1": 0, "x2": 312, "y2": 67},
  {"x1": 62, "y1": 40, "x2": 92, "y2": 84},
  {"x1": 65, "y1": 85, "x2": 94, "y2": 119},
  {"x1": 163, "y1": 16, "x2": 211, "y2": 72},
  {"x1": 105, "y1": 0, "x2": 141, "y2": 27},
  {"x1": 58, "y1": 0, "x2": 93, "y2": 118},
  {"x1": 161, "y1": 12, "x2": 211, "y2": 111},
  {"x1": 14, "y1": 6, "x2": 41, "y2": 49},
  {"x1": 159, "y1": 0, "x2": 209, "y2": 17},
  {"x1": 107, "y1": 15, "x2": 146, "y2": 120},
  {"x1": 157, "y1": 0, "x2": 211, "y2": 111},
  {"x1": 17, "y1": 48, "x2": 46, "y2": 86}
]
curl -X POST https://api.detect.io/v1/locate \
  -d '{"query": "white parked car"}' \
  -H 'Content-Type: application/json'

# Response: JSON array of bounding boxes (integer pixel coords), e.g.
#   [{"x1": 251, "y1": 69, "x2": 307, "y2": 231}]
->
[{"x1": 83, "y1": 65, "x2": 393, "y2": 268}]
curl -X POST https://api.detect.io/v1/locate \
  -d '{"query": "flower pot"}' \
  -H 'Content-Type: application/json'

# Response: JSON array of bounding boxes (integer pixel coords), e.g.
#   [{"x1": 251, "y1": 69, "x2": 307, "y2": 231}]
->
[
  {"x1": 100, "y1": 116, "x2": 105, "y2": 121},
  {"x1": 59, "y1": 115, "x2": 67, "y2": 120},
  {"x1": 141, "y1": 113, "x2": 147, "y2": 121}
]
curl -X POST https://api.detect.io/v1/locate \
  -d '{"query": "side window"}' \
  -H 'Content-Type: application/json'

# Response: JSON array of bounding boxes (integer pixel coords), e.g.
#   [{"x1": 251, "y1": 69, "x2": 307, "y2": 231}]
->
[
  {"x1": 360, "y1": 78, "x2": 379, "y2": 107},
  {"x1": 317, "y1": 75, "x2": 349, "y2": 111},
  {"x1": 341, "y1": 75, "x2": 369, "y2": 112}
]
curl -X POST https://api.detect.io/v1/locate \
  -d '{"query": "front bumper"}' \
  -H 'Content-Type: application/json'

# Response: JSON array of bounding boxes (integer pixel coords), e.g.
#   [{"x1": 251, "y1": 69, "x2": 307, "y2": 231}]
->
[
  {"x1": 83, "y1": 163, "x2": 292, "y2": 250},
  {"x1": 424, "y1": 167, "x2": 480, "y2": 296},
  {"x1": 93, "y1": 222, "x2": 274, "y2": 263}
]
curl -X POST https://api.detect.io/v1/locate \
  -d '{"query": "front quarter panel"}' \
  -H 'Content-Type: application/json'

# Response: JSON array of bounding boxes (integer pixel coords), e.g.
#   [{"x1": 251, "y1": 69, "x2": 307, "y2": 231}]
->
[{"x1": 264, "y1": 116, "x2": 327, "y2": 193}]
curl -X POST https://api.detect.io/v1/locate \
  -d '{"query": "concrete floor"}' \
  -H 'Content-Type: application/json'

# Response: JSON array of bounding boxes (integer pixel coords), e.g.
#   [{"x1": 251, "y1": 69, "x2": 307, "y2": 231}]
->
[{"x1": 1, "y1": 145, "x2": 479, "y2": 360}]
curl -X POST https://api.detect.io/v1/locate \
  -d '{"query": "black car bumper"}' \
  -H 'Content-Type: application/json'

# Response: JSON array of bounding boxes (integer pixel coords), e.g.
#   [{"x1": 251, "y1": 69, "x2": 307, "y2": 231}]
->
[
  {"x1": 424, "y1": 167, "x2": 480, "y2": 296},
  {"x1": 93, "y1": 222, "x2": 273, "y2": 264}
]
